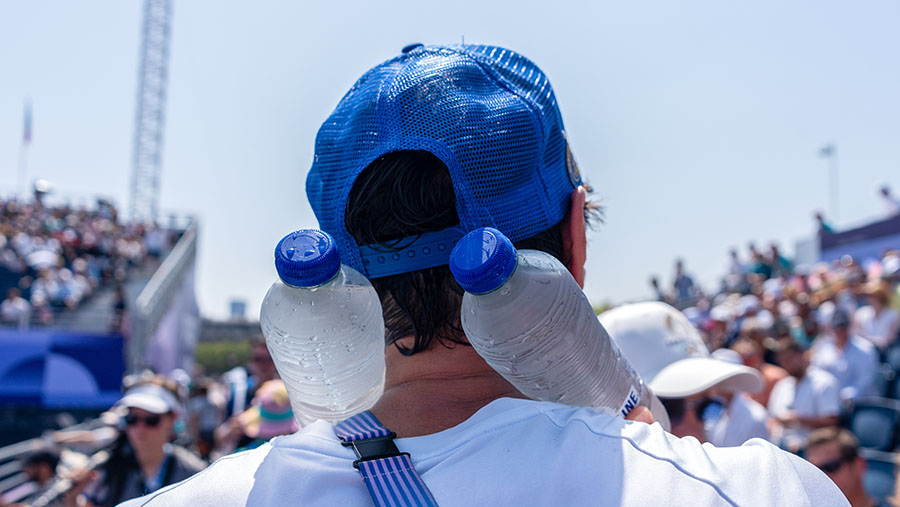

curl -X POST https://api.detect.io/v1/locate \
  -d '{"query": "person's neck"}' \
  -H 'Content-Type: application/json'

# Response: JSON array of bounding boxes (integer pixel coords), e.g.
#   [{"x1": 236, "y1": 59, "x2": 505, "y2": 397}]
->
[
  {"x1": 370, "y1": 339, "x2": 524, "y2": 438},
  {"x1": 846, "y1": 487, "x2": 875, "y2": 507},
  {"x1": 834, "y1": 332, "x2": 849, "y2": 349},
  {"x1": 136, "y1": 445, "x2": 167, "y2": 480}
]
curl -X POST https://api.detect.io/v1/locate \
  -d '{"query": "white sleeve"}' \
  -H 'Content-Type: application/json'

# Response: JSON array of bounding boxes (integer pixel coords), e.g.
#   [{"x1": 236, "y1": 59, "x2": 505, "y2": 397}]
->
[
  {"x1": 748, "y1": 414, "x2": 770, "y2": 442},
  {"x1": 767, "y1": 379, "x2": 789, "y2": 416},
  {"x1": 859, "y1": 346, "x2": 880, "y2": 396},
  {"x1": 888, "y1": 311, "x2": 900, "y2": 347},
  {"x1": 817, "y1": 377, "x2": 843, "y2": 416}
]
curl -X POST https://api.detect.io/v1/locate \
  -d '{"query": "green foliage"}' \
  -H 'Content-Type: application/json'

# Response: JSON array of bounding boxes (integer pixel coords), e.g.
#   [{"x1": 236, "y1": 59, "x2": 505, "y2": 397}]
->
[
  {"x1": 194, "y1": 340, "x2": 252, "y2": 375},
  {"x1": 593, "y1": 302, "x2": 612, "y2": 315}
]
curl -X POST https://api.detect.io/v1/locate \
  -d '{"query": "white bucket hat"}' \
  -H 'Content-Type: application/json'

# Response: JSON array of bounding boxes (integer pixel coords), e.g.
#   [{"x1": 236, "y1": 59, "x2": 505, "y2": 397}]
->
[{"x1": 599, "y1": 302, "x2": 763, "y2": 398}]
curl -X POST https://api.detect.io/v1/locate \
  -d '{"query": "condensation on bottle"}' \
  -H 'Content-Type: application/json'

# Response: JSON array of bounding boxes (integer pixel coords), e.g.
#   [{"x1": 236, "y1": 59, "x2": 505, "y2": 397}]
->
[
  {"x1": 449, "y1": 227, "x2": 670, "y2": 430},
  {"x1": 260, "y1": 229, "x2": 385, "y2": 424}
]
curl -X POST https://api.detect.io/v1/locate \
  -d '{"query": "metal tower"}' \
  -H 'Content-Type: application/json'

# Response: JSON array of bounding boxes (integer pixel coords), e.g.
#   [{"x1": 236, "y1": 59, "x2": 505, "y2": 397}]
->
[{"x1": 129, "y1": 0, "x2": 172, "y2": 222}]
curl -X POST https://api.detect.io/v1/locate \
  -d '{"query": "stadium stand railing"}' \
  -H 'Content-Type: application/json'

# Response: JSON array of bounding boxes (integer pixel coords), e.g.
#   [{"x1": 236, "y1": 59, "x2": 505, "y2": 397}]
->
[
  {"x1": 129, "y1": 219, "x2": 198, "y2": 372},
  {"x1": 0, "y1": 417, "x2": 106, "y2": 504}
]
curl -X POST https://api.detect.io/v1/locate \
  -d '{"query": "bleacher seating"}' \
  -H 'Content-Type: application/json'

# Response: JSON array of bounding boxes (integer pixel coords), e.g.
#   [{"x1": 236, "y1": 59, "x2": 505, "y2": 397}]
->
[
  {"x1": 876, "y1": 363, "x2": 896, "y2": 398},
  {"x1": 844, "y1": 397, "x2": 900, "y2": 452},
  {"x1": 860, "y1": 449, "x2": 897, "y2": 504}
]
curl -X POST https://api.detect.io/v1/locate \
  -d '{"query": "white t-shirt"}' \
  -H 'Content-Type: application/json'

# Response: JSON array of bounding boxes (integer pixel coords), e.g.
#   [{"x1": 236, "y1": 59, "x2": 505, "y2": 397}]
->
[
  {"x1": 854, "y1": 305, "x2": 900, "y2": 350},
  {"x1": 768, "y1": 368, "x2": 842, "y2": 449},
  {"x1": 707, "y1": 394, "x2": 770, "y2": 448},
  {"x1": 811, "y1": 334, "x2": 880, "y2": 401},
  {"x1": 121, "y1": 398, "x2": 846, "y2": 506}
]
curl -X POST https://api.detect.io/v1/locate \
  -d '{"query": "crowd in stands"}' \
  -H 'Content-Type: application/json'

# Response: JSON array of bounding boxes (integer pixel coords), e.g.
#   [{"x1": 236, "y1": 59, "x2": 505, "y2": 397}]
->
[
  {"x1": 3, "y1": 184, "x2": 899, "y2": 505},
  {"x1": 4, "y1": 243, "x2": 900, "y2": 505},
  {"x1": 0, "y1": 193, "x2": 172, "y2": 330},
  {"x1": 0, "y1": 338, "x2": 297, "y2": 507},
  {"x1": 643, "y1": 241, "x2": 900, "y2": 504}
]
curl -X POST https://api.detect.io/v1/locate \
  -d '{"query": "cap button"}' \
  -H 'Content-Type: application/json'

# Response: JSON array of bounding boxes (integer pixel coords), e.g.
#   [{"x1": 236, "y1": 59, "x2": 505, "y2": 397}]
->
[{"x1": 401, "y1": 43, "x2": 424, "y2": 54}]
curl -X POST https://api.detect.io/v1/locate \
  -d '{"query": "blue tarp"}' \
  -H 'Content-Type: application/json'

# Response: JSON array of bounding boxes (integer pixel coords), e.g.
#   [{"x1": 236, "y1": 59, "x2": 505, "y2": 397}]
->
[{"x1": 0, "y1": 330, "x2": 124, "y2": 408}]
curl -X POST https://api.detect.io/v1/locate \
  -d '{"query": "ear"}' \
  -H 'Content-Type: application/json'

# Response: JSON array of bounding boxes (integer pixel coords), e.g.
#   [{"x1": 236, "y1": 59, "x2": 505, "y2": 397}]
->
[{"x1": 561, "y1": 186, "x2": 587, "y2": 288}]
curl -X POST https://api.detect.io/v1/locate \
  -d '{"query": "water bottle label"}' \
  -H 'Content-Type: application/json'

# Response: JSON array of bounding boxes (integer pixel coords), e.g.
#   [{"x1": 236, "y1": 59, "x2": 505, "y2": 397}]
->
[{"x1": 618, "y1": 387, "x2": 641, "y2": 418}]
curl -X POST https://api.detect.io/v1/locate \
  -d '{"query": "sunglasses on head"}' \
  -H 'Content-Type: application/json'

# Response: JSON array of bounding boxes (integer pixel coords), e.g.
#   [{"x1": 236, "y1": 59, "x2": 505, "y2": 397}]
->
[
  {"x1": 125, "y1": 414, "x2": 162, "y2": 428},
  {"x1": 815, "y1": 456, "x2": 849, "y2": 474}
]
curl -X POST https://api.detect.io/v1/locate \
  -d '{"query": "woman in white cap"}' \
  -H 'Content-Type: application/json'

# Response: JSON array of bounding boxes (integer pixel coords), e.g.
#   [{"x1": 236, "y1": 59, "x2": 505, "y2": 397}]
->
[
  {"x1": 600, "y1": 301, "x2": 767, "y2": 446},
  {"x1": 65, "y1": 382, "x2": 206, "y2": 507}
]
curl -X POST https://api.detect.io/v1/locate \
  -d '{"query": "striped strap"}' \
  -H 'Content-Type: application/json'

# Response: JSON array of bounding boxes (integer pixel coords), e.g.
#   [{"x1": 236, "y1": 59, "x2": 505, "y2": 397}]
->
[{"x1": 335, "y1": 411, "x2": 438, "y2": 507}]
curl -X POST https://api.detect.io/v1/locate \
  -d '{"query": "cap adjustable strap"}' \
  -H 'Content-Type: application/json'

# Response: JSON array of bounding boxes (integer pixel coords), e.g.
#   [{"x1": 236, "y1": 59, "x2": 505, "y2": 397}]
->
[
  {"x1": 335, "y1": 411, "x2": 439, "y2": 507},
  {"x1": 359, "y1": 226, "x2": 466, "y2": 279}
]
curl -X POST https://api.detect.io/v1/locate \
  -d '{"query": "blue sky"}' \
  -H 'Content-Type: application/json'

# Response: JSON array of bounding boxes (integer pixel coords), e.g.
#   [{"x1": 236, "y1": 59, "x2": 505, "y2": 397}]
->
[{"x1": 2, "y1": 1, "x2": 899, "y2": 319}]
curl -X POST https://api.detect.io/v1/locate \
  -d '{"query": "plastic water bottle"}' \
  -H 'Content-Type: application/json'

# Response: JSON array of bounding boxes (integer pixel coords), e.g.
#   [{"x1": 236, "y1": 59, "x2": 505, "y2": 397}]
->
[
  {"x1": 449, "y1": 228, "x2": 670, "y2": 430},
  {"x1": 260, "y1": 229, "x2": 385, "y2": 424}
]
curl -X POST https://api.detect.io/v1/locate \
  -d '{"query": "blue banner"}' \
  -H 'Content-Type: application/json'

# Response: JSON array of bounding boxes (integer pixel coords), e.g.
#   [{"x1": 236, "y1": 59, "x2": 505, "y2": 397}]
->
[
  {"x1": 820, "y1": 215, "x2": 900, "y2": 263},
  {"x1": 0, "y1": 330, "x2": 124, "y2": 408}
]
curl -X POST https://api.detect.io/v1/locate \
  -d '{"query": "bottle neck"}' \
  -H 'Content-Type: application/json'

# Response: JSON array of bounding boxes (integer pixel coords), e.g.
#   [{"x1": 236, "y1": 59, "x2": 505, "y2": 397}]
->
[
  {"x1": 473, "y1": 260, "x2": 519, "y2": 295},
  {"x1": 282, "y1": 267, "x2": 343, "y2": 289}
]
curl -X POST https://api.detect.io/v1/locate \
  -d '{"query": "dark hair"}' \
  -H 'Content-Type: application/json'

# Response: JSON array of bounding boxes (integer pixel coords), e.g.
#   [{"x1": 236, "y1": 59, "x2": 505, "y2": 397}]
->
[
  {"x1": 24, "y1": 450, "x2": 59, "y2": 470},
  {"x1": 806, "y1": 427, "x2": 859, "y2": 462},
  {"x1": 345, "y1": 150, "x2": 598, "y2": 356},
  {"x1": 774, "y1": 339, "x2": 805, "y2": 355}
]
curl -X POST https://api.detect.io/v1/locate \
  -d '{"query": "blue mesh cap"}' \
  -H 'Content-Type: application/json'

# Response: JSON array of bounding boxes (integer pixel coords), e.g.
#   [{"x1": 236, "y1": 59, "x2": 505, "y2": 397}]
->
[
  {"x1": 306, "y1": 44, "x2": 582, "y2": 279},
  {"x1": 449, "y1": 227, "x2": 518, "y2": 294},
  {"x1": 274, "y1": 229, "x2": 341, "y2": 287}
]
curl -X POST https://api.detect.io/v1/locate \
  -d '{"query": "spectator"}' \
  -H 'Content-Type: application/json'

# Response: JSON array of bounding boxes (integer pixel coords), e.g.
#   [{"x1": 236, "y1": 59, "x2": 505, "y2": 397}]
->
[
  {"x1": 0, "y1": 450, "x2": 60, "y2": 506},
  {"x1": 725, "y1": 248, "x2": 752, "y2": 294},
  {"x1": 120, "y1": 44, "x2": 845, "y2": 506},
  {"x1": 233, "y1": 380, "x2": 298, "y2": 452},
  {"x1": 803, "y1": 428, "x2": 878, "y2": 507},
  {"x1": 186, "y1": 379, "x2": 221, "y2": 461},
  {"x1": 811, "y1": 309, "x2": 879, "y2": 401},
  {"x1": 731, "y1": 337, "x2": 788, "y2": 407},
  {"x1": 601, "y1": 302, "x2": 766, "y2": 445},
  {"x1": 729, "y1": 247, "x2": 748, "y2": 277},
  {"x1": 216, "y1": 339, "x2": 278, "y2": 454},
  {"x1": 880, "y1": 185, "x2": 900, "y2": 217},
  {"x1": 853, "y1": 282, "x2": 900, "y2": 351},
  {"x1": 769, "y1": 243, "x2": 792, "y2": 278},
  {"x1": 67, "y1": 383, "x2": 205, "y2": 506},
  {"x1": 768, "y1": 340, "x2": 842, "y2": 452},
  {"x1": 648, "y1": 275, "x2": 667, "y2": 303},
  {"x1": 109, "y1": 286, "x2": 127, "y2": 334},
  {"x1": 708, "y1": 348, "x2": 772, "y2": 446},
  {"x1": 0, "y1": 288, "x2": 31, "y2": 329},
  {"x1": 815, "y1": 211, "x2": 835, "y2": 236},
  {"x1": 224, "y1": 339, "x2": 277, "y2": 419},
  {"x1": 790, "y1": 293, "x2": 820, "y2": 348},
  {"x1": 749, "y1": 243, "x2": 774, "y2": 279},
  {"x1": 673, "y1": 259, "x2": 696, "y2": 309},
  {"x1": 704, "y1": 305, "x2": 732, "y2": 351}
]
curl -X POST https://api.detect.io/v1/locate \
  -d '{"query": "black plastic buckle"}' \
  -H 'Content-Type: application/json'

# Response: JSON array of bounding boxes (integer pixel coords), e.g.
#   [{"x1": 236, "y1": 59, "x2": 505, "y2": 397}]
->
[{"x1": 341, "y1": 433, "x2": 409, "y2": 469}]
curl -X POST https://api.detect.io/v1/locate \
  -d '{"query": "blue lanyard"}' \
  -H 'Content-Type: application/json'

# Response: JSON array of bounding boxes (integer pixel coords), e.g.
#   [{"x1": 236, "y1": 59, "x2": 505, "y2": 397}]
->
[
  {"x1": 335, "y1": 411, "x2": 438, "y2": 507},
  {"x1": 143, "y1": 453, "x2": 171, "y2": 494}
]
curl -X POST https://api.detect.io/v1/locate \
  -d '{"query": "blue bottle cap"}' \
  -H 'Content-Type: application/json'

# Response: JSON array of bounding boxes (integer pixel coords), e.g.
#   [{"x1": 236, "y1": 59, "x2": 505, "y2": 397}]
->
[
  {"x1": 449, "y1": 227, "x2": 518, "y2": 294},
  {"x1": 274, "y1": 229, "x2": 340, "y2": 288}
]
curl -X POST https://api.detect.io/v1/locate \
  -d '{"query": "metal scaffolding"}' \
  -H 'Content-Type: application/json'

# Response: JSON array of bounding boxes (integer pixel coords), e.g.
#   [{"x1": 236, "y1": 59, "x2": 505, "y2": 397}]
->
[{"x1": 129, "y1": 0, "x2": 172, "y2": 222}]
